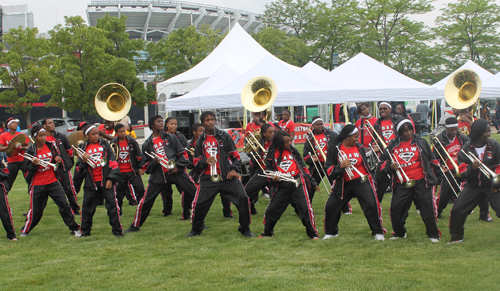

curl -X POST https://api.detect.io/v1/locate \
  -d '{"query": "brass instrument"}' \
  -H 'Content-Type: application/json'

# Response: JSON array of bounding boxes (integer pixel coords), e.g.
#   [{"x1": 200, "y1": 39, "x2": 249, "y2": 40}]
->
[
  {"x1": 461, "y1": 150, "x2": 500, "y2": 183},
  {"x1": 444, "y1": 69, "x2": 482, "y2": 110},
  {"x1": 336, "y1": 146, "x2": 368, "y2": 183},
  {"x1": 208, "y1": 147, "x2": 221, "y2": 182},
  {"x1": 305, "y1": 129, "x2": 331, "y2": 190},
  {"x1": 306, "y1": 129, "x2": 327, "y2": 162},
  {"x1": 432, "y1": 137, "x2": 461, "y2": 177},
  {"x1": 243, "y1": 131, "x2": 267, "y2": 172},
  {"x1": 19, "y1": 153, "x2": 59, "y2": 171},
  {"x1": 68, "y1": 131, "x2": 88, "y2": 156},
  {"x1": 241, "y1": 76, "x2": 277, "y2": 113},
  {"x1": 6, "y1": 134, "x2": 27, "y2": 157},
  {"x1": 95, "y1": 83, "x2": 132, "y2": 121},
  {"x1": 258, "y1": 170, "x2": 300, "y2": 188},
  {"x1": 111, "y1": 143, "x2": 119, "y2": 159},
  {"x1": 29, "y1": 136, "x2": 35, "y2": 144},
  {"x1": 72, "y1": 145, "x2": 107, "y2": 168},
  {"x1": 144, "y1": 152, "x2": 175, "y2": 171},
  {"x1": 185, "y1": 147, "x2": 195, "y2": 157}
]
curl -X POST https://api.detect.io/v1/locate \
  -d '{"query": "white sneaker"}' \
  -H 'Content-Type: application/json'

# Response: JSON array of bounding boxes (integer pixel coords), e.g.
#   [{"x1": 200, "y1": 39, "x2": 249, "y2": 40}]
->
[
  {"x1": 429, "y1": 238, "x2": 440, "y2": 243},
  {"x1": 416, "y1": 210, "x2": 420, "y2": 214},
  {"x1": 390, "y1": 233, "x2": 407, "y2": 240},
  {"x1": 374, "y1": 234, "x2": 385, "y2": 241},
  {"x1": 263, "y1": 194, "x2": 270, "y2": 199},
  {"x1": 343, "y1": 212, "x2": 352, "y2": 215},
  {"x1": 323, "y1": 234, "x2": 338, "y2": 240},
  {"x1": 19, "y1": 233, "x2": 28, "y2": 237},
  {"x1": 72, "y1": 230, "x2": 82, "y2": 237}
]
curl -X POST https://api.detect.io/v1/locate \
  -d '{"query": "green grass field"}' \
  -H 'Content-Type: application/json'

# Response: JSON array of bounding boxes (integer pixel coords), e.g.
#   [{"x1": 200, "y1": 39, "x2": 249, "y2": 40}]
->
[{"x1": 1, "y1": 143, "x2": 500, "y2": 290}]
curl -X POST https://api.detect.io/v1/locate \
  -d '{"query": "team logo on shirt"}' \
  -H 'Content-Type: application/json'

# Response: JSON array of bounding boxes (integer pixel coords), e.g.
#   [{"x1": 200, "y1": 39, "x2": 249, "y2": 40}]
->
[
  {"x1": 278, "y1": 160, "x2": 292, "y2": 172},
  {"x1": 154, "y1": 141, "x2": 166, "y2": 156},
  {"x1": 206, "y1": 147, "x2": 218, "y2": 157},
  {"x1": 398, "y1": 152, "x2": 415, "y2": 163},
  {"x1": 119, "y1": 151, "x2": 129, "y2": 161},
  {"x1": 37, "y1": 152, "x2": 53, "y2": 172},
  {"x1": 382, "y1": 130, "x2": 393, "y2": 141},
  {"x1": 87, "y1": 147, "x2": 104, "y2": 165}
]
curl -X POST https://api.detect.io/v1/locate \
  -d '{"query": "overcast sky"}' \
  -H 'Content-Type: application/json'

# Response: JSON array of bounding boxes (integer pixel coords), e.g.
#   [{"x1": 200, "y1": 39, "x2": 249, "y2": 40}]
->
[{"x1": 0, "y1": 0, "x2": 490, "y2": 33}]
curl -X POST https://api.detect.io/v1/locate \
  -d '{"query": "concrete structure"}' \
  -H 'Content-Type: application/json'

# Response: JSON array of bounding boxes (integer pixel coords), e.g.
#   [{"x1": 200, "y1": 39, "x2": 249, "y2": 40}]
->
[
  {"x1": 86, "y1": 0, "x2": 263, "y2": 41},
  {"x1": 0, "y1": 4, "x2": 34, "y2": 37}
]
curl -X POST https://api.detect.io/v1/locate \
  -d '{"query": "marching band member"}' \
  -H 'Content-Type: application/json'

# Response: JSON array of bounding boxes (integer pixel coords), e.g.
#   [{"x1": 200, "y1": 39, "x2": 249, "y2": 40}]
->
[
  {"x1": 433, "y1": 117, "x2": 491, "y2": 220},
  {"x1": 126, "y1": 115, "x2": 197, "y2": 232},
  {"x1": 20, "y1": 124, "x2": 80, "y2": 237},
  {"x1": 379, "y1": 119, "x2": 441, "y2": 242},
  {"x1": 449, "y1": 119, "x2": 500, "y2": 244},
  {"x1": 245, "y1": 111, "x2": 266, "y2": 134},
  {"x1": 278, "y1": 109, "x2": 295, "y2": 141},
  {"x1": 355, "y1": 103, "x2": 377, "y2": 151},
  {"x1": 245, "y1": 123, "x2": 275, "y2": 214},
  {"x1": 42, "y1": 118, "x2": 80, "y2": 214},
  {"x1": 0, "y1": 157, "x2": 17, "y2": 241},
  {"x1": 373, "y1": 102, "x2": 403, "y2": 202},
  {"x1": 111, "y1": 123, "x2": 145, "y2": 214},
  {"x1": 395, "y1": 103, "x2": 415, "y2": 129},
  {"x1": 323, "y1": 125, "x2": 385, "y2": 240},
  {"x1": 258, "y1": 130, "x2": 319, "y2": 239},
  {"x1": 457, "y1": 107, "x2": 476, "y2": 135},
  {"x1": 303, "y1": 116, "x2": 338, "y2": 203},
  {"x1": 75, "y1": 124, "x2": 123, "y2": 237},
  {"x1": 0, "y1": 118, "x2": 29, "y2": 189},
  {"x1": 98, "y1": 119, "x2": 116, "y2": 141},
  {"x1": 186, "y1": 111, "x2": 254, "y2": 237}
]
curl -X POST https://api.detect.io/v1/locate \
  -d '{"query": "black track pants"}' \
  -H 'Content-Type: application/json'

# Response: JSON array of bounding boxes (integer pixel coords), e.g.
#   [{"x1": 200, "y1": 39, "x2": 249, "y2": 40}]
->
[
  {"x1": 0, "y1": 183, "x2": 16, "y2": 239},
  {"x1": 80, "y1": 183, "x2": 122, "y2": 236},
  {"x1": 6, "y1": 161, "x2": 23, "y2": 191},
  {"x1": 58, "y1": 169, "x2": 80, "y2": 212},
  {"x1": 117, "y1": 171, "x2": 145, "y2": 213}
]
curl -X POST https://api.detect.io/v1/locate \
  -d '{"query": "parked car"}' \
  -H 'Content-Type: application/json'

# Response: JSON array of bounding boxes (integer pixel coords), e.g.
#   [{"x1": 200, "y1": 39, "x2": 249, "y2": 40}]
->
[{"x1": 22, "y1": 118, "x2": 81, "y2": 137}]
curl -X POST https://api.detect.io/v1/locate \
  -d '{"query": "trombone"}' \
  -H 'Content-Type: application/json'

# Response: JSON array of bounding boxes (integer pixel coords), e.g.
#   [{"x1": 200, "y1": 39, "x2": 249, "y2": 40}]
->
[
  {"x1": 336, "y1": 146, "x2": 368, "y2": 183},
  {"x1": 19, "y1": 153, "x2": 59, "y2": 171},
  {"x1": 306, "y1": 129, "x2": 327, "y2": 161},
  {"x1": 460, "y1": 150, "x2": 500, "y2": 183},
  {"x1": 258, "y1": 170, "x2": 300, "y2": 188},
  {"x1": 304, "y1": 130, "x2": 331, "y2": 190},
  {"x1": 208, "y1": 147, "x2": 221, "y2": 182},
  {"x1": 111, "y1": 143, "x2": 119, "y2": 158},
  {"x1": 432, "y1": 137, "x2": 461, "y2": 178},
  {"x1": 243, "y1": 131, "x2": 266, "y2": 172},
  {"x1": 145, "y1": 152, "x2": 175, "y2": 171},
  {"x1": 72, "y1": 145, "x2": 107, "y2": 168}
]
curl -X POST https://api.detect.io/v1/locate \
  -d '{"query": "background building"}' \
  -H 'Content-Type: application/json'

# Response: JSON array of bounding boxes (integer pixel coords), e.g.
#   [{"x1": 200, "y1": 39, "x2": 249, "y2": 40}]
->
[{"x1": 0, "y1": 4, "x2": 34, "y2": 37}]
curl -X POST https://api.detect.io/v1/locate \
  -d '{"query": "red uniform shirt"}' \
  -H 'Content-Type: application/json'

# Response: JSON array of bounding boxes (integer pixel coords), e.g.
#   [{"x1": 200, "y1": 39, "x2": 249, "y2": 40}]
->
[
  {"x1": 0, "y1": 132, "x2": 27, "y2": 163},
  {"x1": 153, "y1": 136, "x2": 170, "y2": 173},
  {"x1": 445, "y1": 136, "x2": 461, "y2": 171},
  {"x1": 45, "y1": 135, "x2": 57, "y2": 148},
  {"x1": 278, "y1": 120, "x2": 295, "y2": 134},
  {"x1": 86, "y1": 143, "x2": 104, "y2": 181},
  {"x1": 355, "y1": 117, "x2": 377, "y2": 149},
  {"x1": 313, "y1": 132, "x2": 328, "y2": 163},
  {"x1": 393, "y1": 140, "x2": 424, "y2": 182},
  {"x1": 32, "y1": 144, "x2": 58, "y2": 186},
  {"x1": 203, "y1": 135, "x2": 220, "y2": 175},
  {"x1": 245, "y1": 122, "x2": 261, "y2": 134},
  {"x1": 339, "y1": 144, "x2": 368, "y2": 181},
  {"x1": 380, "y1": 119, "x2": 396, "y2": 144},
  {"x1": 98, "y1": 124, "x2": 115, "y2": 136},
  {"x1": 274, "y1": 149, "x2": 298, "y2": 176},
  {"x1": 458, "y1": 117, "x2": 475, "y2": 135},
  {"x1": 117, "y1": 140, "x2": 133, "y2": 173}
]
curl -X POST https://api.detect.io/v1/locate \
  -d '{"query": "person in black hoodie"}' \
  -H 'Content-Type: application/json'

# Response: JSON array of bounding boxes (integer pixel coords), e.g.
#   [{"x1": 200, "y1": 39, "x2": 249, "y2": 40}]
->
[
  {"x1": 258, "y1": 130, "x2": 320, "y2": 239},
  {"x1": 186, "y1": 111, "x2": 254, "y2": 237},
  {"x1": 75, "y1": 124, "x2": 123, "y2": 237},
  {"x1": 20, "y1": 124, "x2": 80, "y2": 237},
  {"x1": 126, "y1": 115, "x2": 197, "y2": 232},
  {"x1": 448, "y1": 119, "x2": 500, "y2": 243},
  {"x1": 323, "y1": 125, "x2": 385, "y2": 240},
  {"x1": 42, "y1": 118, "x2": 80, "y2": 214},
  {"x1": 379, "y1": 119, "x2": 441, "y2": 242},
  {"x1": 111, "y1": 123, "x2": 145, "y2": 214},
  {"x1": 0, "y1": 160, "x2": 16, "y2": 241}
]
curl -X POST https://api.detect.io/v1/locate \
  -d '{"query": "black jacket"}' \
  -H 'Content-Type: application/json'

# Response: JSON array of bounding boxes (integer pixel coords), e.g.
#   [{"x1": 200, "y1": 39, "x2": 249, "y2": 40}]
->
[
  {"x1": 23, "y1": 141, "x2": 61, "y2": 188},
  {"x1": 75, "y1": 139, "x2": 121, "y2": 190},
  {"x1": 379, "y1": 135, "x2": 441, "y2": 187},
  {"x1": 265, "y1": 145, "x2": 316, "y2": 190},
  {"x1": 193, "y1": 127, "x2": 242, "y2": 183},
  {"x1": 141, "y1": 131, "x2": 189, "y2": 185},
  {"x1": 0, "y1": 162, "x2": 8, "y2": 192},
  {"x1": 457, "y1": 139, "x2": 500, "y2": 188},
  {"x1": 433, "y1": 130, "x2": 469, "y2": 176},
  {"x1": 373, "y1": 114, "x2": 404, "y2": 146},
  {"x1": 173, "y1": 131, "x2": 188, "y2": 148},
  {"x1": 111, "y1": 136, "x2": 142, "y2": 174},
  {"x1": 51, "y1": 131, "x2": 74, "y2": 171},
  {"x1": 303, "y1": 128, "x2": 338, "y2": 167}
]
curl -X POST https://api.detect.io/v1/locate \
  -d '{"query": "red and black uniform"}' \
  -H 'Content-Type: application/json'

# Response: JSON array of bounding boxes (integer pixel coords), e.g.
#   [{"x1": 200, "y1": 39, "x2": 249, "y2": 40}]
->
[
  {"x1": 75, "y1": 140, "x2": 122, "y2": 236},
  {"x1": 245, "y1": 139, "x2": 271, "y2": 212},
  {"x1": 46, "y1": 132, "x2": 80, "y2": 214},
  {"x1": 111, "y1": 136, "x2": 145, "y2": 214},
  {"x1": 373, "y1": 114, "x2": 403, "y2": 202},
  {"x1": 324, "y1": 143, "x2": 385, "y2": 237},
  {"x1": 131, "y1": 132, "x2": 197, "y2": 228},
  {"x1": 189, "y1": 127, "x2": 252, "y2": 235},
  {"x1": 21, "y1": 142, "x2": 80, "y2": 235},
  {"x1": 98, "y1": 124, "x2": 115, "y2": 136},
  {"x1": 458, "y1": 117, "x2": 476, "y2": 135},
  {"x1": 260, "y1": 146, "x2": 318, "y2": 238},
  {"x1": 278, "y1": 120, "x2": 295, "y2": 136},
  {"x1": 303, "y1": 128, "x2": 338, "y2": 202},
  {"x1": 379, "y1": 135, "x2": 441, "y2": 239},
  {"x1": 355, "y1": 116, "x2": 377, "y2": 150},
  {"x1": 0, "y1": 162, "x2": 16, "y2": 240},
  {"x1": 450, "y1": 140, "x2": 500, "y2": 242},
  {"x1": 0, "y1": 131, "x2": 28, "y2": 189},
  {"x1": 245, "y1": 122, "x2": 261, "y2": 134}
]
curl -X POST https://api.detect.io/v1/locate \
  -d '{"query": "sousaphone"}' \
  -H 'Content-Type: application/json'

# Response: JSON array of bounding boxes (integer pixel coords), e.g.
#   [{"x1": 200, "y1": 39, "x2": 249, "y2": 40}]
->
[
  {"x1": 95, "y1": 83, "x2": 132, "y2": 121},
  {"x1": 444, "y1": 69, "x2": 482, "y2": 110},
  {"x1": 241, "y1": 76, "x2": 277, "y2": 113}
]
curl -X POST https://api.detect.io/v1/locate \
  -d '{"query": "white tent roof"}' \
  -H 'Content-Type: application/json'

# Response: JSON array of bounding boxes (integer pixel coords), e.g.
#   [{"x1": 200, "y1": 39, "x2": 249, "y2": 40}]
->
[
  {"x1": 297, "y1": 61, "x2": 329, "y2": 80},
  {"x1": 196, "y1": 55, "x2": 344, "y2": 109},
  {"x1": 317, "y1": 53, "x2": 436, "y2": 101},
  {"x1": 156, "y1": 23, "x2": 300, "y2": 100},
  {"x1": 480, "y1": 71, "x2": 500, "y2": 98},
  {"x1": 432, "y1": 60, "x2": 494, "y2": 98},
  {"x1": 164, "y1": 63, "x2": 240, "y2": 111}
]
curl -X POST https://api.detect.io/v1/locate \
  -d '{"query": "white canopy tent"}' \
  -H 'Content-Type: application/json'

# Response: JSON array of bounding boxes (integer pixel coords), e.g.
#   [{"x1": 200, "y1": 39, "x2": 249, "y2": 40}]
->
[
  {"x1": 156, "y1": 23, "x2": 300, "y2": 101},
  {"x1": 297, "y1": 61, "x2": 329, "y2": 80},
  {"x1": 471, "y1": 70, "x2": 499, "y2": 99},
  {"x1": 317, "y1": 53, "x2": 436, "y2": 101}
]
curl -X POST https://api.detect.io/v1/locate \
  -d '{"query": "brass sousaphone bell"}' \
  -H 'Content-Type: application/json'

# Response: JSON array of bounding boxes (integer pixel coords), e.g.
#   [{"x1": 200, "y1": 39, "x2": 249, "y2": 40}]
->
[
  {"x1": 95, "y1": 83, "x2": 132, "y2": 121},
  {"x1": 444, "y1": 69, "x2": 482, "y2": 110},
  {"x1": 241, "y1": 76, "x2": 277, "y2": 113}
]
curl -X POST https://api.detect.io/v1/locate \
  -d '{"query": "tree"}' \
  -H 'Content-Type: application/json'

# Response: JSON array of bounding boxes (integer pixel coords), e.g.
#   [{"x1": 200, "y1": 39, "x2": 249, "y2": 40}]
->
[
  {"x1": 252, "y1": 27, "x2": 311, "y2": 66},
  {"x1": 0, "y1": 27, "x2": 54, "y2": 126},
  {"x1": 434, "y1": 0, "x2": 500, "y2": 72}
]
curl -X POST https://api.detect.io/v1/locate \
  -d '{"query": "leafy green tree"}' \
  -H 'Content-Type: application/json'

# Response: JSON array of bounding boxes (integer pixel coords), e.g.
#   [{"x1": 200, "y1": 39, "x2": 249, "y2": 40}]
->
[
  {"x1": 434, "y1": 0, "x2": 500, "y2": 71},
  {"x1": 253, "y1": 27, "x2": 311, "y2": 66},
  {"x1": 0, "y1": 27, "x2": 54, "y2": 126}
]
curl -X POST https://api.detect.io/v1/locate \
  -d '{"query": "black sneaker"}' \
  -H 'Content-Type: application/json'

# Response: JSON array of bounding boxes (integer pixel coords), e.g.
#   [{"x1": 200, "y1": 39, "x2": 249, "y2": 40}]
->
[
  {"x1": 125, "y1": 226, "x2": 140, "y2": 233},
  {"x1": 185, "y1": 230, "x2": 202, "y2": 237},
  {"x1": 479, "y1": 217, "x2": 494, "y2": 222},
  {"x1": 224, "y1": 215, "x2": 235, "y2": 219},
  {"x1": 22, "y1": 212, "x2": 27, "y2": 216},
  {"x1": 241, "y1": 230, "x2": 255, "y2": 237},
  {"x1": 163, "y1": 212, "x2": 173, "y2": 217},
  {"x1": 115, "y1": 234, "x2": 123, "y2": 238},
  {"x1": 79, "y1": 233, "x2": 91, "y2": 237}
]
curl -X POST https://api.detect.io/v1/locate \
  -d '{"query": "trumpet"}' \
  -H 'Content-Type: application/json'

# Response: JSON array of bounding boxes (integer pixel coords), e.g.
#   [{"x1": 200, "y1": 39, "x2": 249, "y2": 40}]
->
[
  {"x1": 258, "y1": 170, "x2": 300, "y2": 188},
  {"x1": 460, "y1": 150, "x2": 500, "y2": 183},
  {"x1": 389, "y1": 153, "x2": 416, "y2": 188},
  {"x1": 19, "y1": 153, "x2": 59, "y2": 171},
  {"x1": 72, "y1": 145, "x2": 107, "y2": 168},
  {"x1": 336, "y1": 146, "x2": 368, "y2": 183},
  {"x1": 145, "y1": 152, "x2": 175, "y2": 171},
  {"x1": 208, "y1": 147, "x2": 221, "y2": 182}
]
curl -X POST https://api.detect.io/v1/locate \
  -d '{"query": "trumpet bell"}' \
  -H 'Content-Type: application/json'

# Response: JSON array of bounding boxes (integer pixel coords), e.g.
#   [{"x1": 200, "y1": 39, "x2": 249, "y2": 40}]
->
[
  {"x1": 405, "y1": 179, "x2": 416, "y2": 188},
  {"x1": 241, "y1": 76, "x2": 277, "y2": 112},
  {"x1": 444, "y1": 69, "x2": 482, "y2": 110},
  {"x1": 211, "y1": 174, "x2": 221, "y2": 182},
  {"x1": 95, "y1": 83, "x2": 132, "y2": 121}
]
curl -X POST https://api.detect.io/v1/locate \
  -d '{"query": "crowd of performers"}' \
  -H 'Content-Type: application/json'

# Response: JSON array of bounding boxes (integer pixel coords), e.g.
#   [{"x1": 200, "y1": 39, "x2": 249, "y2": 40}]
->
[{"x1": 0, "y1": 104, "x2": 499, "y2": 244}]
